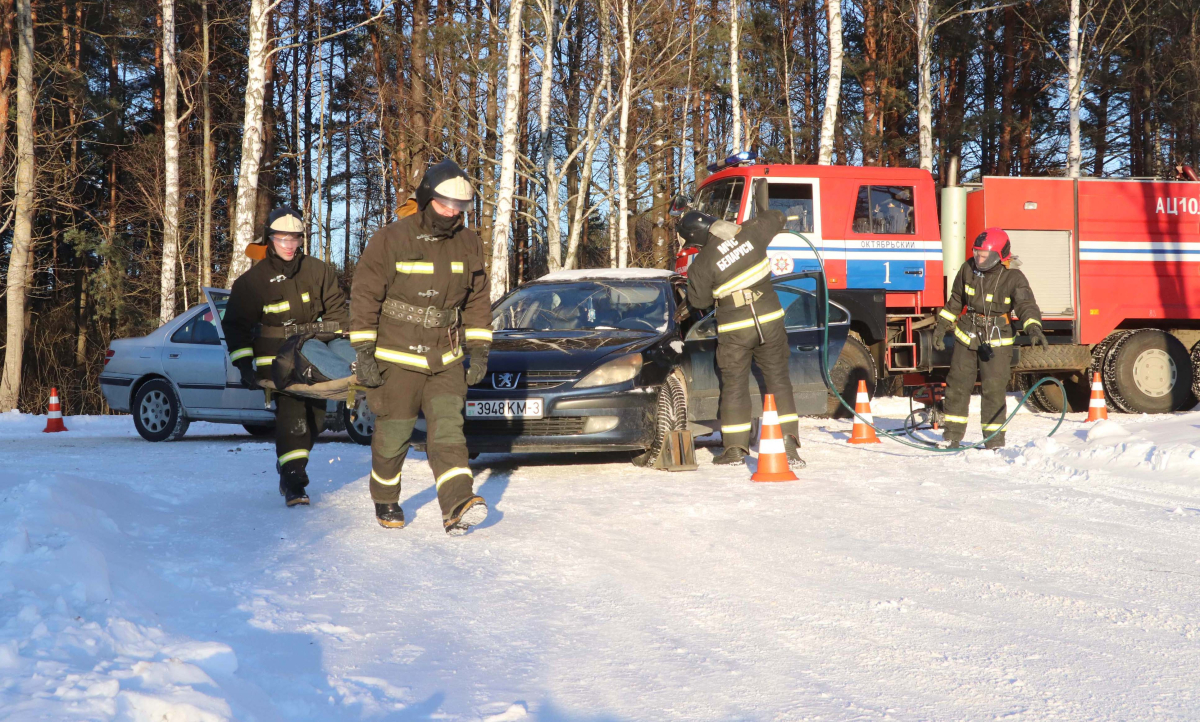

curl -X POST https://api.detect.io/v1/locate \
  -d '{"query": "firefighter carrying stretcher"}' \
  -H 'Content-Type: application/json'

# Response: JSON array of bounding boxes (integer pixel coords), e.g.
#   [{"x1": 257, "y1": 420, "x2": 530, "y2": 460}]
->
[
  {"x1": 684, "y1": 198, "x2": 804, "y2": 468},
  {"x1": 350, "y1": 160, "x2": 493, "y2": 534},
  {"x1": 933, "y1": 227, "x2": 1049, "y2": 449}
]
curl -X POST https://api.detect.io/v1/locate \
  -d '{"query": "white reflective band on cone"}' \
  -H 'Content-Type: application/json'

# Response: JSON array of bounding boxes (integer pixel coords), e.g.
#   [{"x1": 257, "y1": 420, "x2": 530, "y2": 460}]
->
[
  {"x1": 759, "y1": 438, "x2": 785, "y2": 455},
  {"x1": 1090, "y1": 398, "x2": 1106, "y2": 407},
  {"x1": 1092, "y1": 382, "x2": 1103, "y2": 391},
  {"x1": 48, "y1": 410, "x2": 62, "y2": 419},
  {"x1": 761, "y1": 410, "x2": 778, "y2": 426},
  {"x1": 856, "y1": 392, "x2": 870, "y2": 404},
  {"x1": 857, "y1": 413, "x2": 874, "y2": 424}
]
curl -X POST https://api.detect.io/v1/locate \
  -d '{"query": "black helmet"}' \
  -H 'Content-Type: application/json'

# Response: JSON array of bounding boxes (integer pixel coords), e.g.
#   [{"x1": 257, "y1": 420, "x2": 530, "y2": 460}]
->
[
  {"x1": 676, "y1": 210, "x2": 717, "y2": 248},
  {"x1": 415, "y1": 159, "x2": 475, "y2": 212}
]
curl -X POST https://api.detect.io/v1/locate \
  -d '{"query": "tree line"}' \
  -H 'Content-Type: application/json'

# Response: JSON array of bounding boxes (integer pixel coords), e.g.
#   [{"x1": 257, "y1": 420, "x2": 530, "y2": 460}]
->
[{"x1": 1, "y1": 0, "x2": 1197, "y2": 412}]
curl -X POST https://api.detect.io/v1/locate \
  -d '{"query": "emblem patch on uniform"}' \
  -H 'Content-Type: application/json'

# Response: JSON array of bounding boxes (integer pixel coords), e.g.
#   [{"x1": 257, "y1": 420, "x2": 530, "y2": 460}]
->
[
  {"x1": 269, "y1": 274, "x2": 286, "y2": 283},
  {"x1": 492, "y1": 372, "x2": 520, "y2": 390},
  {"x1": 770, "y1": 253, "x2": 794, "y2": 276},
  {"x1": 418, "y1": 289, "x2": 439, "y2": 297},
  {"x1": 409, "y1": 345, "x2": 431, "y2": 353},
  {"x1": 417, "y1": 234, "x2": 436, "y2": 242}
]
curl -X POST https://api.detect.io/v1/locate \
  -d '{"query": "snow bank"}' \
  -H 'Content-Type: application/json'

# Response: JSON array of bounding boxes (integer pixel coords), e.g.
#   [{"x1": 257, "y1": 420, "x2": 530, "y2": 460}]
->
[{"x1": 0, "y1": 429, "x2": 239, "y2": 721}]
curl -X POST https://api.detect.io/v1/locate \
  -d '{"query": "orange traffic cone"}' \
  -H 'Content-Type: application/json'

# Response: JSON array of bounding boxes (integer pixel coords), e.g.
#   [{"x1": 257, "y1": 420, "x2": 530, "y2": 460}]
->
[
  {"x1": 1086, "y1": 372, "x2": 1108, "y2": 422},
  {"x1": 42, "y1": 387, "x2": 68, "y2": 433},
  {"x1": 751, "y1": 394, "x2": 799, "y2": 482},
  {"x1": 847, "y1": 379, "x2": 881, "y2": 444}
]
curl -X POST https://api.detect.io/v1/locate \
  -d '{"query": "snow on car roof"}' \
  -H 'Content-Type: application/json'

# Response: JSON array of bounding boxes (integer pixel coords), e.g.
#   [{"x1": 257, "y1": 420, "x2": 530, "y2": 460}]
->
[{"x1": 536, "y1": 268, "x2": 676, "y2": 282}]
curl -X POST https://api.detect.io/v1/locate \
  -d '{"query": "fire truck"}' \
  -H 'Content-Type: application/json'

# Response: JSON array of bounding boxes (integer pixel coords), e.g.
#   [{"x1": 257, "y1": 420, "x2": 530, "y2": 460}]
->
[{"x1": 675, "y1": 152, "x2": 1200, "y2": 414}]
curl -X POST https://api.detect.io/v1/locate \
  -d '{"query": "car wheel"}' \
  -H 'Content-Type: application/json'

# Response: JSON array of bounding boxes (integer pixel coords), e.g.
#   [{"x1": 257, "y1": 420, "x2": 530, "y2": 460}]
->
[
  {"x1": 132, "y1": 379, "x2": 190, "y2": 442},
  {"x1": 1103, "y1": 329, "x2": 1194, "y2": 414},
  {"x1": 343, "y1": 393, "x2": 375, "y2": 446},
  {"x1": 242, "y1": 423, "x2": 274, "y2": 437},
  {"x1": 633, "y1": 374, "x2": 687, "y2": 467},
  {"x1": 825, "y1": 334, "x2": 877, "y2": 418}
]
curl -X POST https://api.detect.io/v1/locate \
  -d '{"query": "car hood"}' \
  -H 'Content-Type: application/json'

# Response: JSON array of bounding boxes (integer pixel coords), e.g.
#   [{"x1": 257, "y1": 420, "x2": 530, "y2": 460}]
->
[{"x1": 487, "y1": 330, "x2": 659, "y2": 373}]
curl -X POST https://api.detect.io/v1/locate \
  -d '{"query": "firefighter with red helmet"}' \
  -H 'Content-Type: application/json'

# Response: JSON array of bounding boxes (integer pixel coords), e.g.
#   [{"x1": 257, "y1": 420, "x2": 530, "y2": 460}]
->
[{"x1": 933, "y1": 227, "x2": 1049, "y2": 448}]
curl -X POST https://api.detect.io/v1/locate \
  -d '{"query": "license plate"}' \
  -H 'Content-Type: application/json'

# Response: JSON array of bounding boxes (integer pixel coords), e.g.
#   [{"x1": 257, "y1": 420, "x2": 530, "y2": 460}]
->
[{"x1": 465, "y1": 399, "x2": 544, "y2": 419}]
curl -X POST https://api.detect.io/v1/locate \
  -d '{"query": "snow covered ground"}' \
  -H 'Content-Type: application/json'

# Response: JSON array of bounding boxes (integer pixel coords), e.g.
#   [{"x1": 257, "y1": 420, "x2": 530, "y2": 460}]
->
[{"x1": 2, "y1": 396, "x2": 1199, "y2": 721}]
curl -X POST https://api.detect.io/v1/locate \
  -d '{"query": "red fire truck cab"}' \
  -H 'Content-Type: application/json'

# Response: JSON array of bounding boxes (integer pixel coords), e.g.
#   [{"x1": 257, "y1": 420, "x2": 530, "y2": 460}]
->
[{"x1": 677, "y1": 157, "x2": 1200, "y2": 414}]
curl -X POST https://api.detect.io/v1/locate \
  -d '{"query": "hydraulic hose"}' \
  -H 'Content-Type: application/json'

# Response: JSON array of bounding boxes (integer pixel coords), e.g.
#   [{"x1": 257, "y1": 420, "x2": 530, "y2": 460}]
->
[{"x1": 782, "y1": 230, "x2": 1067, "y2": 451}]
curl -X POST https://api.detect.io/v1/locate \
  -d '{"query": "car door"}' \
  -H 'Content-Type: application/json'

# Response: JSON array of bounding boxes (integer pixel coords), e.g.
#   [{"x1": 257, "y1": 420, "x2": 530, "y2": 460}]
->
[
  {"x1": 681, "y1": 313, "x2": 720, "y2": 423},
  {"x1": 203, "y1": 287, "x2": 271, "y2": 411},
  {"x1": 162, "y1": 307, "x2": 228, "y2": 411},
  {"x1": 773, "y1": 274, "x2": 852, "y2": 413}
]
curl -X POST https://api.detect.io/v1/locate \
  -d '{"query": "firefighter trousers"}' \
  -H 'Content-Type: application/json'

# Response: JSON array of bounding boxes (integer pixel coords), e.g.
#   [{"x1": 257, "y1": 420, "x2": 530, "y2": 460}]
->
[
  {"x1": 275, "y1": 394, "x2": 326, "y2": 484},
  {"x1": 942, "y1": 340, "x2": 1013, "y2": 446},
  {"x1": 365, "y1": 363, "x2": 474, "y2": 518},
  {"x1": 715, "y1": 319, "x2": 800, "y2": 451}
]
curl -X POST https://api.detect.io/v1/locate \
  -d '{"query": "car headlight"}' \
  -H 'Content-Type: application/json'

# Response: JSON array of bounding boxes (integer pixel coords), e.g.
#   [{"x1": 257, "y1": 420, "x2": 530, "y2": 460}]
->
[{"x1": 575, "y1": 354, "x2": 643, "y2": 388}]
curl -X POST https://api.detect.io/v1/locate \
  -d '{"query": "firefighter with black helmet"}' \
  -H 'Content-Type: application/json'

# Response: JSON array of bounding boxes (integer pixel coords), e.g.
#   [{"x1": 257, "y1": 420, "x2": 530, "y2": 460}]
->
[
  {"x1": 933, "y1": 227, "x2": 1049, "y2": 449},
  {"x1": 349, "y1": 159, "x2": 493, "y2": 534},
  {"x1": 684, "y1": 205, "x2": 804, "y2": 468},
  {"x1": 223, "y1": 205, "x2": 349, "y2": 506}
]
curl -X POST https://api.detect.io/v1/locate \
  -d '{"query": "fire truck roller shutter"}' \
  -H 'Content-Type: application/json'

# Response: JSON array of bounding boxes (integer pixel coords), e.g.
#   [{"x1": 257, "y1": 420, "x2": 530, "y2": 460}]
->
[{"x1": 1004, "y1": 230, "x2": 1075, "y2": 316}]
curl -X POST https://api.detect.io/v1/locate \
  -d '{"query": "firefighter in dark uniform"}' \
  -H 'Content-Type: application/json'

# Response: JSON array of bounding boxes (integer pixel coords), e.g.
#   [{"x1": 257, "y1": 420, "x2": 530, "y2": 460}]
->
[
  {"x1": 933, "y1": 227, "x2": 1049, "y2": 449},
  {"x1": 684, "y1": 206, "x2": 804, "y2": 468},
  {"x1": 224, "y1": 206, "x2": 348, "y2": 506},
  {"x1": 350, "y1": 160, "x2": 493, "y2": 534}
]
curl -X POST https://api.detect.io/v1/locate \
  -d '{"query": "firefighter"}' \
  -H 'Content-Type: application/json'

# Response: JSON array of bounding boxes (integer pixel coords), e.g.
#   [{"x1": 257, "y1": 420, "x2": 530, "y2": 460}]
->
[
  {"x1": 224, "y1": 205, "x2": 348, "y2": 506},
  {"x1": 349, "y1": 159, "x2": 493, "y2": 535},
  {"x1": 933, "y1": 227, "x2": 1049, "y2": 449},
  {"x1": 684, "y1": 205, "x2": 804, "y2": 468}
]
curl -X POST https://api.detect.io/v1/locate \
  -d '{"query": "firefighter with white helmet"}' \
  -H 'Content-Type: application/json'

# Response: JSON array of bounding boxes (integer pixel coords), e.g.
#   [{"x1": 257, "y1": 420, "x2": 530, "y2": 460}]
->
[
  {"x1": 683, "y1": 202, "x2": 804, "y2": 468},
  {"x1": 349, "y1": 159, "x2": 493, "y2": 534},
  {"x1": 933, "y1": 227, "x2": 1049, "y2": 449},
  {"x1": 223, "y1": 205, "x2": 349, "y2": 507}
]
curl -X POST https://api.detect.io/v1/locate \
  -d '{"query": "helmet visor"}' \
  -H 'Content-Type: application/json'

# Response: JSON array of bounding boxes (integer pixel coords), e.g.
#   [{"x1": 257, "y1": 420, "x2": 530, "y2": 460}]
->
[
  {"x1": 973, "y1": 247, "x2": 1001, "y2": 270},
  {"x1": 431, "y1": 194, "x2": 473, "y2": 213}
]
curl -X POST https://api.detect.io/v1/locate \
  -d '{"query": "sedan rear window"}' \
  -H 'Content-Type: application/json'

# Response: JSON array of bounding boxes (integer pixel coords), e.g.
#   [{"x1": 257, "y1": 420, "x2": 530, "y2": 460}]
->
[{"x1": 493, "y1": 281, "x2": 669, "y2": 333}]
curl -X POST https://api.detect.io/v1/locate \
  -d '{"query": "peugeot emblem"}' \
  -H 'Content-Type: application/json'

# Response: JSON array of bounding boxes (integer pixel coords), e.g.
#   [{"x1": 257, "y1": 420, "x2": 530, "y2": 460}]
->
[{"x1": 492, "y1": 372, "x2": 520, "y2": 390}]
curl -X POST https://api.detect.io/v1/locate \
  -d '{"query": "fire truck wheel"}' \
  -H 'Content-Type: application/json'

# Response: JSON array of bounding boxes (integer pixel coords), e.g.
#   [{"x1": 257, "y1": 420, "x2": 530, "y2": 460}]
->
[
  {"x1": 1014, "y1": 373, "x2": 1052, "y2": 413},
  {"x1": 1031, "y1": 372, "x2": 1091, "y2": 413},
  {"x1": 826, "y1": 334, "x2": 877, "y2": 418},
  {"x1": 1090, "y1": 332, "x2": 1127, "y2": 411},
  {"x1": 1103, "y1": 329, "x2": 1194, "y2": 414}
]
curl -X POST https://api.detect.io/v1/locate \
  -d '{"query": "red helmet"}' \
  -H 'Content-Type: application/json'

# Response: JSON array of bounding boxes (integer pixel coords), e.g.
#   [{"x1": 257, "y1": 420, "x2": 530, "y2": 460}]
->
[{"x1": 972, "y1": 227, "x2": 1011, "y2": 270}]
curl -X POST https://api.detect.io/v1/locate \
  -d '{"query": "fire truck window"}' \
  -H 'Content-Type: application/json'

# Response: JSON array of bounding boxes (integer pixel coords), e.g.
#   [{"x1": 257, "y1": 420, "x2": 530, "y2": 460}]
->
[
  {"x1": 693, "y1": 178, "x2": 745, "y2": 223},
  {"x1": 852, "y1": 185, "x2": 915, "y2": 234},
  {"x1": 748, "y1": 181, "x2": 815, "y2": 233}
]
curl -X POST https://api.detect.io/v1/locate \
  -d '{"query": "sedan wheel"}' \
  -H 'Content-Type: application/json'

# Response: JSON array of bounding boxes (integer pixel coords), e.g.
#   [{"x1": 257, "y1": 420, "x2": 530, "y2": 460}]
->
[
  {"x1": 344, "y1": 393, "x2": 375, "y2": 446},
  {"x1": 132, "y1": 379, "x2": 190, "y2": 442},
  {"x1": 633, "y1": 375, "x2": 687, "y2": 467}
]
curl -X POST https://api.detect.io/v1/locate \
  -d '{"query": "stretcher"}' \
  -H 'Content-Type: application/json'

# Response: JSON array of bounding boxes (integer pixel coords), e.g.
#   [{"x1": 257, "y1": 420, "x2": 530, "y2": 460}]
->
[{"x1": 258, "y1": 375, "x2": 366, "y2": 404}]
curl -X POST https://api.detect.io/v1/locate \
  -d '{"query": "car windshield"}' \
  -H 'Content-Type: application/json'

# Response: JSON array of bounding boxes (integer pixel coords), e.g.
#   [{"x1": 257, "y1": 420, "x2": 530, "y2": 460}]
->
[{"x1": 492, "y1": 281, "x2": 670, "y2": 333}]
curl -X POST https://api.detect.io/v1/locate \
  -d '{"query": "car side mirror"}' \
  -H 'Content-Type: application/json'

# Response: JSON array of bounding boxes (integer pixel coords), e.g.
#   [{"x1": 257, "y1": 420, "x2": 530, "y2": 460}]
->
[{"x1": 668, "y1": 194, "x2": 692, "y2": 218}]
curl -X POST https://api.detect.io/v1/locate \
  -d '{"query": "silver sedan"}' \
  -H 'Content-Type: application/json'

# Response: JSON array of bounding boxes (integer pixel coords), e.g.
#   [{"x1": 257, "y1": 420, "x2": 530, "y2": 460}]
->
[{"x1": 99, "y1": 288, "x2": 374, "y2": 444}]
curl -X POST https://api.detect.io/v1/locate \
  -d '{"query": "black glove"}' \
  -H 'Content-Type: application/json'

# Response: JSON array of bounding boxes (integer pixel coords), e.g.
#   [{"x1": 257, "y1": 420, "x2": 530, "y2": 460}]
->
[
  {"x1": 353, "y1": 343, "x2": 384, "y2": 388},
  {"x1": 465, "y1": 346, "x2": 489, "y2": 386},
  {"x1": 1027, "y1": 323, "x2": 1049, "y2": 350},
  {"x1": 235, "y1": 358, "x2": 257, "y2": 389},
  {"x1": 932, "y1": 322, "x2": 949, "y2": 352}
]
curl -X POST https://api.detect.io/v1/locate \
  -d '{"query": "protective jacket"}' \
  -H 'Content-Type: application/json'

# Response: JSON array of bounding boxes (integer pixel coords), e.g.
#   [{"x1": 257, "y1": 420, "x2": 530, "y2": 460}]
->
[
  {"x1": 224, "y1": 248, "x2": 348, "y2": 381},
  {"x1": 686, "y1": 210, "x2": 786, "y2": 337},
  {"x1": 936, "y1": 261, "x2": 1042, "y2": 351},
  {"x1": 349, "y1": 207, "x2": 492, "y2": 374}
]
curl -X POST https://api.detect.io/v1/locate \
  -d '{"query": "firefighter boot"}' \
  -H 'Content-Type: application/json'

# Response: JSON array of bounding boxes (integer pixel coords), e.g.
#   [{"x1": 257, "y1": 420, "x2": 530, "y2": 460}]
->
[
  {"x1": 279, "y1": 464, "x2": 310, "y2": 507},
  {"x1": 374, "y1": 502, "x2": 405, "y2": 529},
  {"x1": 444, "y1": 495, "x2": 488, "y2": 536},
  {"x1": 785, "y1": 436, "x2": 806, "y2": 469},
  {"x1": 983, "y1": 433, "x2": 1006, "y2": 451},
  {"x1": 712, "y1": 446, "x2": 748, "y2": 465}
]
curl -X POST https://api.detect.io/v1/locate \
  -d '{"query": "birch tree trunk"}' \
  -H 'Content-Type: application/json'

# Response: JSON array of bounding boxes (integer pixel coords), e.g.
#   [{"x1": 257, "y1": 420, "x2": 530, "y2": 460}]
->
[
  {"x1": 200, "y1": 0, "x2": 213, "y2": 287},
  {"x1": 491, "y1": 0, "x2": 527, "y2": 301},
  {"x1": 537, "y1": 0, "x2": 560, "y2": 271},
  {"x1": 160, "y1": 0, "x2": 180, "y2": 323},
  {"x1": 0, "y1": 0, "x2": 34, "y2": 411},
  {"x1": 816, "y1": 0, "x2": 842, "y2": 165},
  {"x1": 915, "y1": 0, "x2": 933, "y2": 172},
  {"x1": 616, "y1": 0, "x2": 632, "y2": 268},
  {"x1": 228, "y1": 0, "x2": 273, "y2": 282},
  {"x1": 730, "y1": 0, "x2": 741, "y2": 153},
  {"x1": 565, "y1": 9, "x2": 615, "y2": 269},
  {"x1": 1067, "y1": 0, "x2": 1082, "y2": 177}
]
